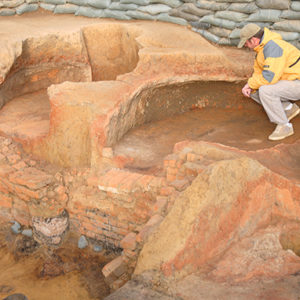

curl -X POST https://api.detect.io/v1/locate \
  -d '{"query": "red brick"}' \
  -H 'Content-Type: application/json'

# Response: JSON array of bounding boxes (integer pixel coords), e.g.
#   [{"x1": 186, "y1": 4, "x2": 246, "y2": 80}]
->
[
  {"x1": 14, "y1": 184, "x2": 42, "y2": 201},
  {"x1": 136, "y1": 215, "x2": 164, "y2": 243},
  {"x1": 153, "y1": 196, "x2": 168, "y2": 214},
  {"x1": 187, "y1": 152, "x2": 196, "y2": 162},
  {"x1": 122, "y1": 248, "x2": 137, "y2": 259},
  {"x1": 160, "y1": 186, "x2": 175, "y2": 196},
  {"x1": 166, "y1": 174, "x2": 176, "y2": 182},
  {"x1": 136, "y1": 175, "x2": 155, "y2": 191},
  {"x1": 82, "y1": 221, "x2": 103, "y2": 235},
  {"x1": 9, "y1": 168, "x2": 53, "y2": 190},
  {"x1": 183, "y1": 162, "x2": 204, "y2": 177},
  {"x1": 167, "y1": 167, "x2": 178, "y2": 176},
  {"x1": 102, "y1": 256, "x2": 127, "y2": 278},
  {"x1": 118, "y1": 172, "x2": 142, "y2": 193},
  {"x1": 120, "y1": 232, "x2": 137, "y2": 250}
]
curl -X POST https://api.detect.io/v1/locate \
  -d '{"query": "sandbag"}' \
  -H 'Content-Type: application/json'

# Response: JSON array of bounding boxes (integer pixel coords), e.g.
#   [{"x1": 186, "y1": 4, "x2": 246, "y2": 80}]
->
[
  {"x1": 200, "y1": 15, "x2": 236, "y2": 29},
  {"x1": 190, "y1": 20, "x2": 211, "y2": 29},
  {"x1": 228, "y1": 3, "x2": 257, "y2": 14},
  {"x1": 68, "y1": 0, "x2": 88, "y2": 5},
  {"x1": 157, "y1": 12, "x2": 188, "y2": 25},
  {"x1": 193, "y1": 28, "x2": 220, "y2": 43},
  {"x1": 150, "y1": 0, "x2": 181, "y2": 8},
  {"x1": 40, "y1": 2, "x2": 56, "y2": 10},
  {"x1": 88, "y1": 0, "x2": 111, "y2": 9},
  {"x1": 237, "y1": 21, "x2": 272, "y2": 28},
  {"x1": 138, "y1": 4, "x2": 171, "y2": 15},
  {"x1": 103, "y1": 9, "x2": 131, "y2": 19},
  {"x1": 215, "y1": 0, "x2": 253, "y2": 2},
  {"x1": 208, "y1": 26, "x2": 231, "y2": 38},
  {"x1": 126, "y1": 10, "x2": 155, "y2": 19},
  {"x1": 273, "y1": 30, "x2": 300, "y2": 41},
  {"x1": 0, "y1": 8, "x2": 15, "y2": 15},
  {"x1": 121, "y1": 0, "x2": 150, "y2": 5},
  {"x1": 27, "y1": 0, "x2": 38, "y2": 3},
  {"x1": 229, "y1": 28, "x2": 240, "y2": 39},
  {"x1": 169, "y1": 8, "x2": 199, "y2": 21},
  {"x1": 43, "y1": 0, "x2": 65, "y2": 4},
  {"x1": 256, "y1": 0, "x2": 290, "y2": 10},
  {"x1": 291, "y1": 1, "x2": 300, "y2": 11},
  {"x1": 75, "y1": 6, "x2": 104, "y2": 17},
  {"x1": 247, "y1": 9, "x2": 282, "y2": 22},
  {"x1": 215, "y1": 10, "x2": 248, "y2": 22},
  {"x1": 16, "y1": 3, "x2": 38, "y2": 14},
  {"x1": 218, "y1": 37, "x2": 232, "y2": 45},
  {"x1": 54, "y1": 3, "x2": 78, "y2": 13},
  {"x1": 181, "y1": 3, "x2": 212, "y2": 17},
  {"x1": 196, "y1": 0, "x2": 229, "y2": 11},
  {"x1": 109, "y1": 2, "x2": 138, "y2": 10},
  {"x1": 2, "y1": 0, "x2": 24, "y2": 8},
  {"x1": 273, "y1": 20, "x2": 300, "y2": 33},
  {"x1": 281, "y1": 10, "x2": 300, "y2": 20}
]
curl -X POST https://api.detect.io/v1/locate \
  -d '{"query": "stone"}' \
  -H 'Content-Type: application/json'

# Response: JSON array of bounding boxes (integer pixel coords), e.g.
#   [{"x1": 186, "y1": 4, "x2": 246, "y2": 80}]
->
[
  {"x1": 93, "y1": 244, "x2": 103, "y2": 252},
  {"x1": 21, "y1": 229, "x2": 33, "y2": 237},
  {"x1": 32, "y1": 211, "x2": 69, "y2": 246},
  {"x1": 78, "y1": 235, "x2": 88, "y2": 249},
  {"x1": 102, "y1": 256, "x2": 127, "y2": 278},
  {"x1": 11, "y1": 221, "x2": 21, "y2": 234},
  {"x1": 120, "y1": 232, "x2": 137, "y2": 250}
]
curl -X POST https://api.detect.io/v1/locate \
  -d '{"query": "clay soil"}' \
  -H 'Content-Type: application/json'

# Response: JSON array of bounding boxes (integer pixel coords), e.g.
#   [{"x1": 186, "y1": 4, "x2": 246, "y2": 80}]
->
[{"x1": 0, "y1": 223, "x2": 112, "y2": 300}]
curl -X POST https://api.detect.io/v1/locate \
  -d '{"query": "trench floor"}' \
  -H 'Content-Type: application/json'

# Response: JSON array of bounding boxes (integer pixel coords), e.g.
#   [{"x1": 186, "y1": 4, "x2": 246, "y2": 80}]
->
[
  {"x1": 0, "y1": 224, "x2": 111, "y2": 300},
  {"x1": 114, "y1": 103, "x2": 300, "y2": 173}
]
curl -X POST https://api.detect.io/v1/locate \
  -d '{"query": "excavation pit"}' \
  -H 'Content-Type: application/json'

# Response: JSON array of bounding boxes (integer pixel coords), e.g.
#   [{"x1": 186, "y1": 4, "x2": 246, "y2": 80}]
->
[
  {"x1": 1, "y1": 13, "x2": 300, "y2": 300},
  {"x1": 0, "y1": 81, "x2": 299, "y2": 182}
]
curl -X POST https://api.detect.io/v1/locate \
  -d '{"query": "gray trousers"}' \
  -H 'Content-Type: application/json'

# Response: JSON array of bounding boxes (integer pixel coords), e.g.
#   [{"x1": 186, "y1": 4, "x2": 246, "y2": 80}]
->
[{"x1": 251, "y1": 80, "x2": 300, "y2": 124}]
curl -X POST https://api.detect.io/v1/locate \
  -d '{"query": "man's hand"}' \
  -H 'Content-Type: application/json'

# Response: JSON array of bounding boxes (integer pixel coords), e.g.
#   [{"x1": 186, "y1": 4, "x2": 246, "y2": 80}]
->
[{"x1": 242, "y1": 83, "x2": 252, "y2": 98}]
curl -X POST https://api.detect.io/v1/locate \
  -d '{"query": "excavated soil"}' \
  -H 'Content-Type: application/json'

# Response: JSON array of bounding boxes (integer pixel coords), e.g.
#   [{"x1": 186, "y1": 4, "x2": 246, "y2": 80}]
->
[
  {"x1": 0, "y1": 10, "x2": 300, "y2": 300},
  {"x1": 0, "y1": 224, "x2": 112, "y2": 300}
]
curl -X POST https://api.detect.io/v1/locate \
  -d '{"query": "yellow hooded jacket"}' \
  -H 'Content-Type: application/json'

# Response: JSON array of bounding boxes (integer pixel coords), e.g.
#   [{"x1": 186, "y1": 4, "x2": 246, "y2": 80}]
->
[{"x1": 248, "y1": 28, "x2": 300, "y2": 90}]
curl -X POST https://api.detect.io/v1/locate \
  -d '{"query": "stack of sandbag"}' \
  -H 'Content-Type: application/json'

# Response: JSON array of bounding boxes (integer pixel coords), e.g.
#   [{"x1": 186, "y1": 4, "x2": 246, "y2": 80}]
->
[
  {"x1": 0, "y1": 0, "x2": 39, "y2": 15},
  {"x1": 188, "y1": 0, "x2": 300, "y2": 48},
  {"x1": 40, "y1": 0, "x2": 188, "y2": 25}
]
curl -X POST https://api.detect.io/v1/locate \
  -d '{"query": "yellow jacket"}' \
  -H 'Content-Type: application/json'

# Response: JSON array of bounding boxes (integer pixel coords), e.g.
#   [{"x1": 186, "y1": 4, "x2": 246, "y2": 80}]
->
[{"x1": 248, "y1": 28, "x2": 300, "y2": 90}]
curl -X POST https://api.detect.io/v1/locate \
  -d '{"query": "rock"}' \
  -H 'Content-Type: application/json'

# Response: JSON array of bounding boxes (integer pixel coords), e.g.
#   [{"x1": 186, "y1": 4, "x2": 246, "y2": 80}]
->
[
  {"x1": 32, "y1": 210, "x2": 69, "y2": 246},
  {"x1": 21, "y1": 229, "x2": 32, "y2": 237},
  {"x1": 78, "y1": 235, "x2": 88, "y2": 249},
  {"x1": 11, "y1": 221, "x2": 21, "y2": 234}
]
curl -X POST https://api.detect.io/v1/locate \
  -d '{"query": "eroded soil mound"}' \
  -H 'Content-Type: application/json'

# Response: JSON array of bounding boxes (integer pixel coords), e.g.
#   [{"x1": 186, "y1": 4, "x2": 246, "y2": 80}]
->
[{"x1": 134, "y1": 154, "x2": 300, "y2": 291}]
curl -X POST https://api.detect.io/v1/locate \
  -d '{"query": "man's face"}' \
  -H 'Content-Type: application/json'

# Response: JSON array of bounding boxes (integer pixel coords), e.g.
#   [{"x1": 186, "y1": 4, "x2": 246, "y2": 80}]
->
[{"x1": 244, "y1": 37, "x2": 259, "y2": 49}]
